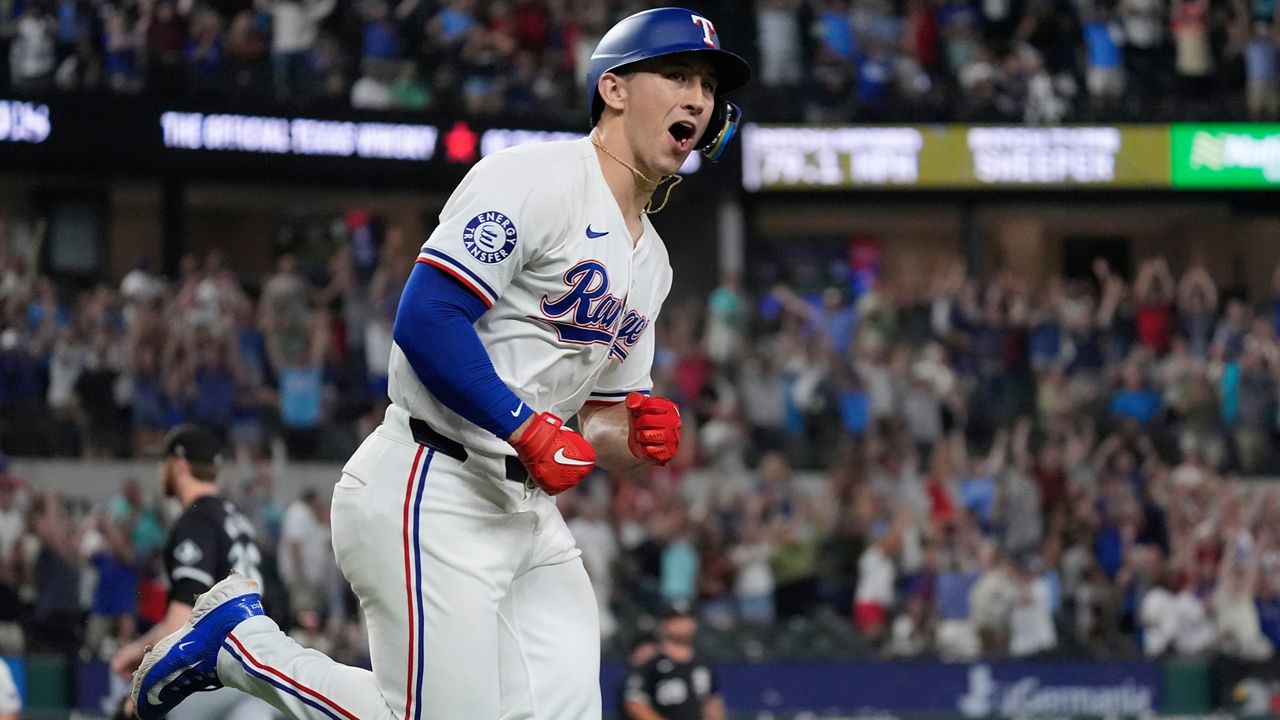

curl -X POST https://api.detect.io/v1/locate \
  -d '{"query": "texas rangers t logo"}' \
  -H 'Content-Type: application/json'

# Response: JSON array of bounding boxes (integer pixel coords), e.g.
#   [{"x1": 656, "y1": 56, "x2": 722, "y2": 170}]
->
[
  {"x1": 691, "y1": 15, "x2": 717, "y2": 47},
  {"x1": 463, "y1": 211, "x2": 517, "y2": 264}
]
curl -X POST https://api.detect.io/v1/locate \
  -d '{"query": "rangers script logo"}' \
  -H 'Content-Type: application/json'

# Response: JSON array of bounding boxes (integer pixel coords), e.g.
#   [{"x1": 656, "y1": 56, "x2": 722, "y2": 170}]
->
[{"x1": 537, "y1": 260, "x2": 650, "y2": 360}]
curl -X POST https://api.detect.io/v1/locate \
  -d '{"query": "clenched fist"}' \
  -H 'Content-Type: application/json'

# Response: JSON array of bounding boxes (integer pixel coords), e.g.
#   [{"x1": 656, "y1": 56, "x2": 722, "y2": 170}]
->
[
  {"x1": 625, "y1": 392, "x2": 682, "y2": 465},
  {"x1": 511, "y1": 412, "x2": 596, "y2": 494}
]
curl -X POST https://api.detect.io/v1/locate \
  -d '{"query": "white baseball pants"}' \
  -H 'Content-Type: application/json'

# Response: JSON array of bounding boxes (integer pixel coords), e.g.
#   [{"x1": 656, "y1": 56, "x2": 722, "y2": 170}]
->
[{"x1": 215, "y1": 404, "x2": 602, "y2": 719}]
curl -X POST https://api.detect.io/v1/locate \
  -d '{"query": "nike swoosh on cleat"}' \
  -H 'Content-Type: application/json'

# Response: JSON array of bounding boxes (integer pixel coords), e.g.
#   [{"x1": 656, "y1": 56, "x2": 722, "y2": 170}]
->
[
  {"x1": 511, "y1": 401, "x2": 524, "y2": 417},
  {"x1": 146, "y1": 661, "x2": 203, "y2": 707},
  {"x1": 585, "y1": 225, "x2": 609, "y2": 239},
  {"x1": 553, "y1": 448, "x2": 593, "y2": 466}
]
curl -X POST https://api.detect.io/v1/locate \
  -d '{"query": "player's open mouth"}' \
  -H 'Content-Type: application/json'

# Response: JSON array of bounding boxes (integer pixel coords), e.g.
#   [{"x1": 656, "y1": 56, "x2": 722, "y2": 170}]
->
[{"x1": 668, "y1": 122, "x2": 695, "y2": 152}]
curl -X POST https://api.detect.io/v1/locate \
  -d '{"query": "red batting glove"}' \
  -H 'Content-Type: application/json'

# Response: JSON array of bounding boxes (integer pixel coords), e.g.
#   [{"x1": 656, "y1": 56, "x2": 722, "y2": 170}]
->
[
  {"x1": 625, "y1": 392, "x2": 682, "y2": 465},
  {"x1": 511, "y1": 412, "x2": 596, "y2": 495}
]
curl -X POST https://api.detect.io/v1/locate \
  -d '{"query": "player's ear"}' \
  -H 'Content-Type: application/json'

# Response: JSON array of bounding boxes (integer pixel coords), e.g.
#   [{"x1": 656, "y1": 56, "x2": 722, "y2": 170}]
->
[{"x1": 598, "y1": 71, "x2": 628, "y2": 115}]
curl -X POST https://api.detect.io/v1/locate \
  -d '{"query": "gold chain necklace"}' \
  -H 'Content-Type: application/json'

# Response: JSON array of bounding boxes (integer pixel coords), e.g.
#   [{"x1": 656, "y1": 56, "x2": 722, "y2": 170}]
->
[{"x1": 589, "y1": 134, "x2": 684, "y2": 215}]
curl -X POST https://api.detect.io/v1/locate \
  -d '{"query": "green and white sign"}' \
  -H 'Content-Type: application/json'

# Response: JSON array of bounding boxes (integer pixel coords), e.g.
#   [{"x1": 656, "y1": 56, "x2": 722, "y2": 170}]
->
[{"x1": 1169, "y1": 124, "x2": 1280, "y2": 188}]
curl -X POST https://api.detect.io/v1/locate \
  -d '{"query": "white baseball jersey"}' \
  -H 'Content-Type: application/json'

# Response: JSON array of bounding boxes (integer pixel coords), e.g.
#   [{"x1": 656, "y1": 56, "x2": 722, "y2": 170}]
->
[
  {"x1": 389, "y1": 137, "x2": 672, "y2": 454},
  {"x1": 213, "y1": 137, "x2": 672, "y2": 720}
]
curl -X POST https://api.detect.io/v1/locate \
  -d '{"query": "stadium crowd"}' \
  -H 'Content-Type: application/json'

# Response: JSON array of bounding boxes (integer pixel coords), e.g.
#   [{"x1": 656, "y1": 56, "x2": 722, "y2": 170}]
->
[
  {"x1": 2, "y1": 0, "x2": 1278, "y2": 124},
  {"x1": 2, "y1": 208, "x2": 1280, "y2": 663}
]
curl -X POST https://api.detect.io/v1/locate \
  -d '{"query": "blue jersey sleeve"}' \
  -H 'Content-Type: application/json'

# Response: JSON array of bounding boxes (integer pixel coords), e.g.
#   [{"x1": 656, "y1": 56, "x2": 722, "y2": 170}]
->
[{"x1": 393, "y1": 262, "x2": 534, "y2": 439}]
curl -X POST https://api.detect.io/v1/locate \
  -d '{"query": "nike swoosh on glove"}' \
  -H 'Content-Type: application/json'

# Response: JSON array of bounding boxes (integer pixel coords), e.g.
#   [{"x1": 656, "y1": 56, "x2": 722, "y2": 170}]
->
[
  {"x1": 511, "y1": 412, "x2": 596, "y2": 495},
  {"x1": 625, "y1": 392, "x2": 682, "y2": 465}
]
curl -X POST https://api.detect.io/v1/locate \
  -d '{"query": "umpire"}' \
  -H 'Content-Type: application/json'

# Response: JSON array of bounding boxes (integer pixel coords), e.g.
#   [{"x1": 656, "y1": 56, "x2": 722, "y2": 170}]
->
[{"x1": 622, "y1": 604, "x2": 725, "y2": 720}]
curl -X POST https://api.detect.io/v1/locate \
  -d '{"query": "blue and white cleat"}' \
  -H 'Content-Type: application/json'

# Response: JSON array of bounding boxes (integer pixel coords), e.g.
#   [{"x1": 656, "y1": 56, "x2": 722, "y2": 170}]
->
[{"x1": 131, "y1": 573, "x2": 263, "y2": 719}]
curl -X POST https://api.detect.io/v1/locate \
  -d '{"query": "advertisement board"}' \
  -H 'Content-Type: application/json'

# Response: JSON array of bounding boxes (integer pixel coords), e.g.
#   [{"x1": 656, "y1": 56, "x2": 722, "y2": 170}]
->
[
  {"x1": 1170, "y1": 124, "x2": 1280, "y2": 188},
  {"x1": 0, "y1": 99, "x2": 1273, "y2": 195},
  {"x1": 0, "y1": 96, "x2": 708, "y2": 187},
  {"x1": 741, "y1": 125, "x2": 1171, "y2": 190},
  {"x1": 961, "y1": 126, "x2": 1169, "y2": 187},
  {"x1": 602, "y1": 660, "x2": 1163, "y2": 717},
  {"x1": 742, "y1": 123, "x2": 1280, "y2": 191},
  {"x1": 741, "y1": 125, "x2": 1172, "y2": 190}
]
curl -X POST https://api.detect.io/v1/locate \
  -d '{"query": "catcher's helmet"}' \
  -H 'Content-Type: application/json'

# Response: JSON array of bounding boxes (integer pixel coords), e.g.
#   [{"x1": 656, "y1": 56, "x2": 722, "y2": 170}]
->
[{"x1": 587, "y1": 7, "x2": 751, "y2": 161}]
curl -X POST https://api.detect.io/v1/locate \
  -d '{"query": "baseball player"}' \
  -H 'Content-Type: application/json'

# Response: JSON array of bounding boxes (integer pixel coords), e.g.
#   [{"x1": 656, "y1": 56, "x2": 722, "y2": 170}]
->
[
  {"x1": 131, "y1": 7, "x2": 749, "y2": 720},
  {"x1": 111, "y1": 424, "x2": 279, "y2": 720}
]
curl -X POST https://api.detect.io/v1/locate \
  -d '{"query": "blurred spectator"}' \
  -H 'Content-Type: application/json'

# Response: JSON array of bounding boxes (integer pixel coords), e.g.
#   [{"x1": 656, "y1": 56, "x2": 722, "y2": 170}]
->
[
  {"x1": 120, "y1": 257, "x2": 165, "y2": 311},
  {"x1": 362, "y1": 1, "x2": 399, "y2": 65},
  {"x1": 854, "y1": 506, "x2": 905, "y2": 643},
  {"x1": 76, "y1": 336, "x2": 125, "y2": 459},
  {"x1": 1008, "y1": 556, "x2": 1057, "y2": 656},
  {"x1": 1, "y1": 0, "x2": 1274, "y2": 122},
  {"x1": 697, "y1": 526, "x2": 737, "y2": 628},
  {"x1": 108, "y1": 477, "x2": 166, "y2": 558},
  {"x1": 935, "y1": 545, "x2": 981, "y2": 660},
  {"x1": 729, "y1": 520, "x2": 775, "y2": 624},
  {"x1": 9, "y1": 5, "x2": 56, "y2": 91},
  {"x1": 352, "y1": 59, "x2": 395, "y2": 109},
  {"x1": 186, "y1": 8, "x2": 226, "y2": 93},
  {"x1": 83, "y1": 510, "x2": 139, "y2": 661},
  {"x1": 1121, "y1": 0, "x2": 1166, "y2": 115},
  {"x1": 145, "y1": 0, "x2": 189, "y2": 96},
  {"x1": 1083, "y1": 6, "x2": 1125, "y2": 117},
  {"x1": 269, "y1": 304, "x2": 329, "y2": 459},
  {"x1": 226, "y1": 9, "x2": 270, "y2": 92},
  {"x1": 25, "y1": 494, "x2": 83, "y2": 654},
  {"x1": 1173, "y1": 570, "x2": 1218, "y2": 655},
  {"x1": 660, "y1": 511, "x2": 699, "y2": 605},
  {"x1": 278, "y1": 488, "x2": 339, "y2": 625},
  {"x1": 970, "y1": 540, "x2": 1015, "y2": 652},
  {"x1": 567, "y1": 493, "x2": 619, "y2": 640},
  {"x1": 1258, "y1": 551, "x2": 1280, "y2": 650},
  {"x1": 1245, "y1": 21, "x2": 1280, "y2": 120},
  {"x1": 1215, "y1": 530, "x2": 1275, "y2": 659},
  {"x1": 260, "y1": 254, "x2": 310, "y2": 337},
  {"x1": 1139, "y1": 571, "x2": 1179, "y2": 656},
  {"x1": 390, "y1": 60, "x2": 430, "y2": 109},
  {"x1": 756, "y1": 0, "x2": 803, "y2": 88},
  {"x1": 185, "y1": 338, "x2": 238, "y2": 443},
  {"x1": 1110, "y1": 363, "x2": 1162, "y2": 425},
  {"x1": 1172, "y1": 0, "x2": 1214, "y2": 103},
  {"x1": 705, "y1": 274, "x2": 747, "y2": 368},
  {"x1": 102, "y1": 8, "x2": 141, "y2": 92},
  {"x1": 0, "y1": 474, "x2": 23, "y2": 576},
  {"x1": 258, "y1": 0, "x2": 336, "y2": 99}
]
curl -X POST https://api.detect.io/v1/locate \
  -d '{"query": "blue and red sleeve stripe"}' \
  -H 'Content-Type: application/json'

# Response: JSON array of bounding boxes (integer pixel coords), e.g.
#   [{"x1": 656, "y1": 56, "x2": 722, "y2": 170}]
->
[{"x1": 416, "y1": 248, "x2": 499, "y2": 308}]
